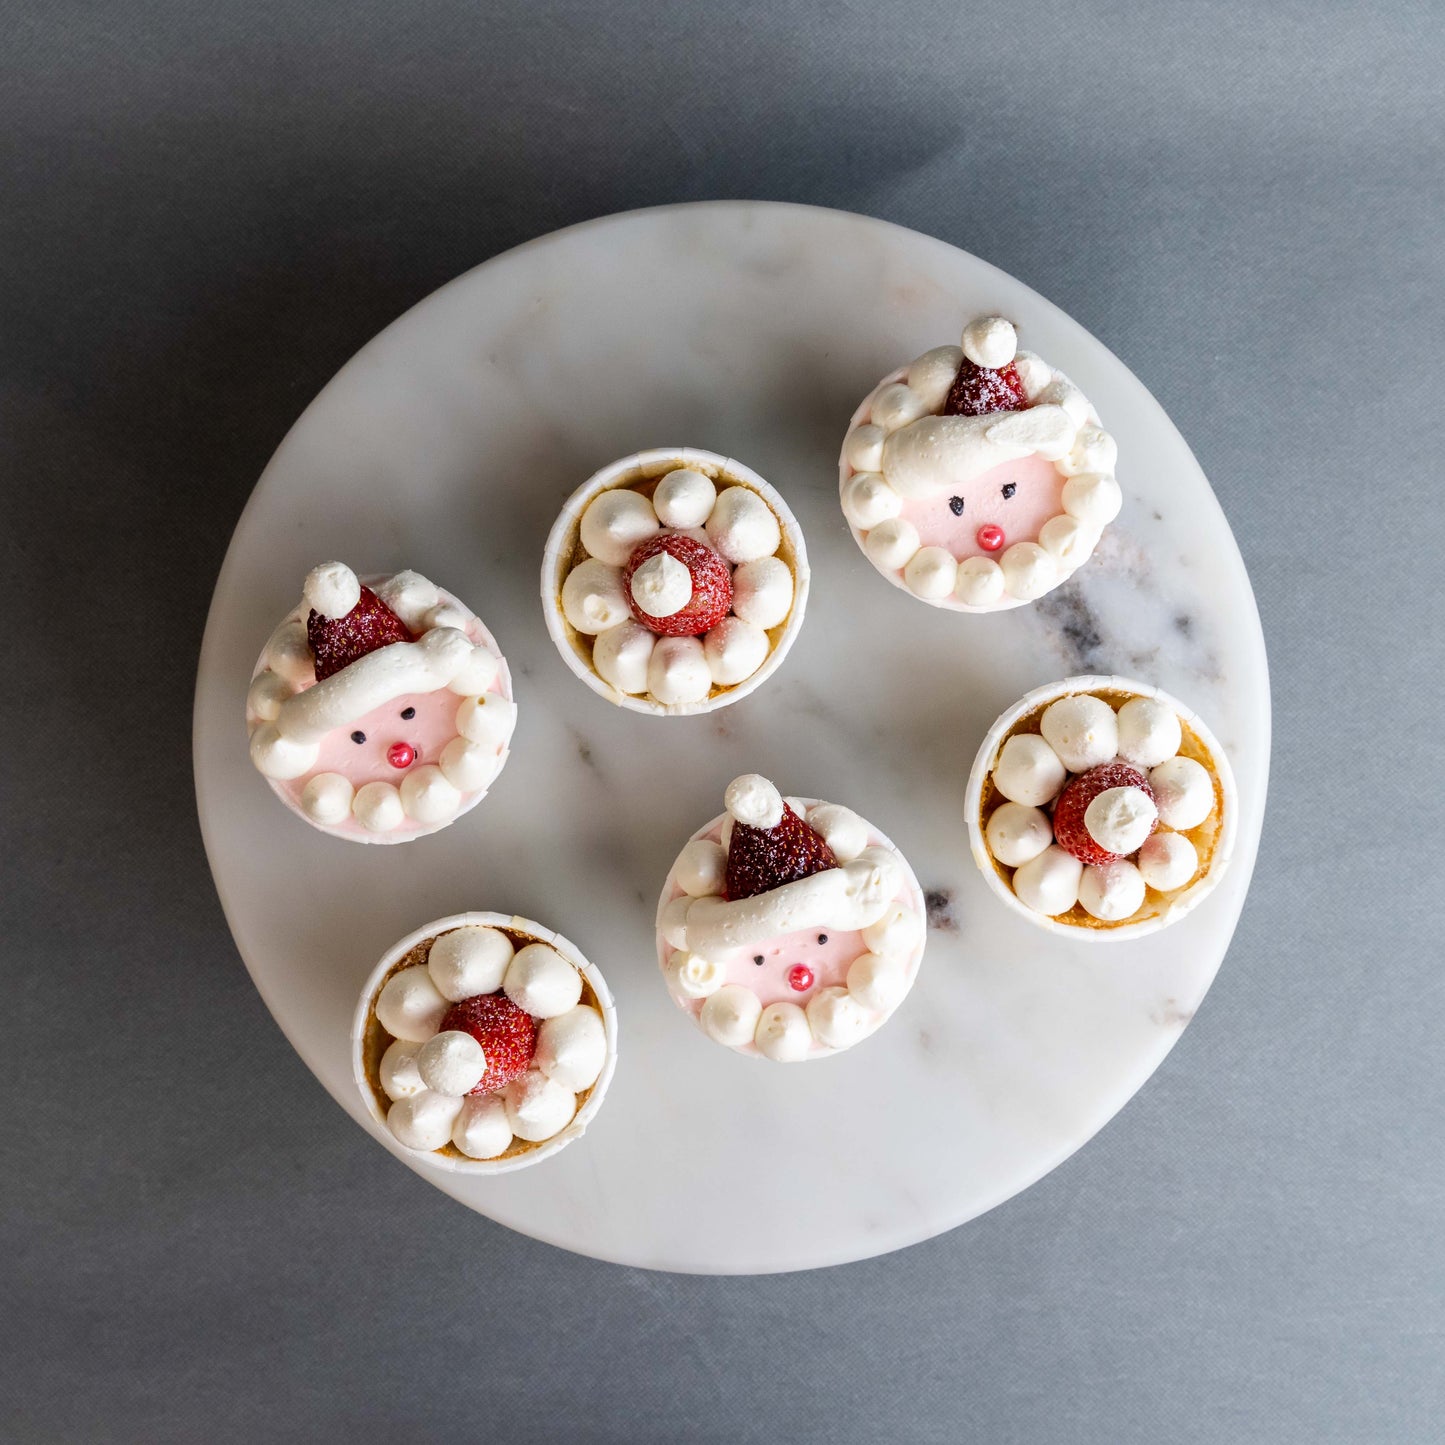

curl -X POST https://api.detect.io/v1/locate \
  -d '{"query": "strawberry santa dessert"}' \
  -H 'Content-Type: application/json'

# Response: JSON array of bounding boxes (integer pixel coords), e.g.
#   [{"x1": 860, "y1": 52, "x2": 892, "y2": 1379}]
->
[
  {"x1": 352, "y1": 912, "x2": 617, "y2": 1172},
  {"x1": 246, "y1": 563, "x2": 515, "y2": 841},
  {"x1": 542, "y1": 448, "x2": 808, "y2": 715},
  {"x1": 839, "y1": 315, "x2": 1122, "y2": 610},
  {"x1": 966, "y1": 676, "x2": 1238, "y2": 938},
  {"x1": 657, "y1": 775, "x2": 926, "y2": 1060}
]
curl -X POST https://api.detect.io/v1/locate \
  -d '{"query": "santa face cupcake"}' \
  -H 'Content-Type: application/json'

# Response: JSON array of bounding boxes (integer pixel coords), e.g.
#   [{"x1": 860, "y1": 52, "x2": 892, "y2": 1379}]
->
[
  {"x1": 966, "y1": 676, "x2": 1238, "y2": 939},
  {"x1": 541, "y1": 448, "x2": 808, "y2": 715},
  {"x1": 246, "y1": 564, "x2": 515, "y2": 841},
  {"x1": 839, "y1": 315, "x2": 1121, "y2": 610},
  {"x1": 656, "y1": 775, "x2": 926, "y2": 1060},
  {"x1": 352, "y1": 912, "x2": 617, "y2": 1172}
]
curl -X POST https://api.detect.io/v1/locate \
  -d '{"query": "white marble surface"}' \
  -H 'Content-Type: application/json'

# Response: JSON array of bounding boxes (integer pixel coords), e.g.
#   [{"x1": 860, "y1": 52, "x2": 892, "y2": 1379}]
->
[{"x1": 193, "y1": 201, "x2": 1269, "y2": 1274}]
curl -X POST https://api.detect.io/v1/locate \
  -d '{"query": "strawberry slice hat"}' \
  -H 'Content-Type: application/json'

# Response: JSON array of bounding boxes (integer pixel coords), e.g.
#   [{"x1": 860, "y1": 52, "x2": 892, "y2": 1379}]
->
[{"x1": 723, "y1": 775, "x2": 837, "y2": 900}]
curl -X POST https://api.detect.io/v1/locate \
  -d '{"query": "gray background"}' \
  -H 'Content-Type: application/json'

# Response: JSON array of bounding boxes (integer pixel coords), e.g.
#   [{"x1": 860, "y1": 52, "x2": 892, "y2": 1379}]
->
[{"x1": 4, "y1": 1, "x2": 1441, "y2": 1441}]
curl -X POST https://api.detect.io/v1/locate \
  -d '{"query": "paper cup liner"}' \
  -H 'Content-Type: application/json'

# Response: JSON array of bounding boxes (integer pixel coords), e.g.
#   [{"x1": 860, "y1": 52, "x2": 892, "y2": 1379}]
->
[
  {"x1": 351, "y1": 911, "x2": 618, "y2": 1173},
  {"x1": 541, "y1": 448, "x2": 810, "y2": 715},
  {"x1": 964, "y1": 675, "x2": 1239, "y2": 940}
]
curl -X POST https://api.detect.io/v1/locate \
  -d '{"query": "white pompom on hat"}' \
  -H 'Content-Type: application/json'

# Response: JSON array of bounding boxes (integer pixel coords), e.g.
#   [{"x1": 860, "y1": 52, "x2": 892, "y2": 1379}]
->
[{"x1": 303, "y1": 562, "x2": 362, "y2": 619}]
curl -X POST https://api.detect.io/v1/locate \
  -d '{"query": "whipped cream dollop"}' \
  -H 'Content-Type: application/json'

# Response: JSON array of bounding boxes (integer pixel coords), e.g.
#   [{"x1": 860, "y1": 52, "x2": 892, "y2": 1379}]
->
[
  {"x1": 558, "y1": 465, "x2": 797, "y2": 709},
  {"x1": 246, "y1": 567, "x2": 513, "y2": 838},
  {"x1": 661, "y1": 779, "x2": 925, "y2": 1060},
  {"x1": 840, "y1": 317, "x2": 1120, "y2": 609},
  {"x1": 984, "y1": 688, "x2": 1224, "y2": 927}
]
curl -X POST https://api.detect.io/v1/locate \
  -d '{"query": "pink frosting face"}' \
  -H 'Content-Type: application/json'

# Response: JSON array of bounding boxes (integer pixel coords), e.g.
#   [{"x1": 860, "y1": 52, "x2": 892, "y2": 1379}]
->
[
  {"x1": 900, "y1": 453, "x2": 1063, "y2": 560},
  {"x1": 725, "y1": 925, "x2": 868, "y2": 1008},
  {"x1": 309, "y1": 688, "x2": 466, "y2": 788}
]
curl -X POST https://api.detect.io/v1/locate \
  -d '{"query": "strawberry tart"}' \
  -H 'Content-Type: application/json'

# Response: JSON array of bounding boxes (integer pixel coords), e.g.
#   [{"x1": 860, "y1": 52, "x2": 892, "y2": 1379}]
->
[
  {"x1": 352, "y1": 912, "x2": 617, "y2": 1171},
  {"x1": 966, "y1": 676, "x2": 1238, "y2": 938},
  {"x1": 246, "y1": 563, "x2": 515, "y2": 842},
  {"x1": 542, "y1": 448, "x2": 808, "y2": 714},
  {"x1": 839, "y1": 315, "x2": 1121, "y2": 610},
  {"x1": 656, "y1": 775, "x2": 926, "y2": 1060}
]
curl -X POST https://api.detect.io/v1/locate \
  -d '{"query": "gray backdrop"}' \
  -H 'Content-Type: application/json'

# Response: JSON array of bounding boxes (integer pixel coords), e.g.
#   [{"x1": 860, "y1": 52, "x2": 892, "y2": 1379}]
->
[{"x1": 4, "y1": 1, "x2": 1441, "y2": 1441}]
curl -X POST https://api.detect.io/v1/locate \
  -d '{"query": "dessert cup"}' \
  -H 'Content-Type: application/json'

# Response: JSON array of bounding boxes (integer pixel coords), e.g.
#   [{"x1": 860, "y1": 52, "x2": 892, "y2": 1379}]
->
[
  {"x1": 656, "y1": 774, "x2": 926, "y2": 1060},
  {"x1": 246, "y1": 563, "x2": 515, "y2": 842},
  {"x1": 541, "y1": 448, "x2": 809, "y2": 715},
  {"x1": 966, "y1": 675, "x2": 1238, "y2": 939},
  {"x1": 352, "y1": 911, "x2": 617, "y2": 1173},
  {"x1": 838, "y1": 315, "x2": 1121, "y2": 611}
]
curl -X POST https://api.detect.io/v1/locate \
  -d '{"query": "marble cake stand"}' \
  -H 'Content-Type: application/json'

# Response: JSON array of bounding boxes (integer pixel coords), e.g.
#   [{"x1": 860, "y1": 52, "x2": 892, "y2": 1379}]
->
[{"x1": 194, "y1": 201, "x2": 1269, "y2": 1274}]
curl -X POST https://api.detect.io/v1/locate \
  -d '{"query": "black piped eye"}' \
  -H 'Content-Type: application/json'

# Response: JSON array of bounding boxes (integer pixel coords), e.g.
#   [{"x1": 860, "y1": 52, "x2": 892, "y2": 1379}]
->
[
  {"x1": 400, "y1": 707, "x2": 415, "y2": 719},
  {"x1": 948, "y1": 496, "x2": 965, "y2": 516},
  {"x1": 753, "y1": 955, "x2": 764, "y2": 966},
  {"x1": 1001, "y1": 482, "x2": 1017, "y2": 500},
  {"x1": 817, "y1": 933, "x2": 828, "y2": 944},
  {"x1": 350, "y1": 730, "x2": 366, "y2": 744}
]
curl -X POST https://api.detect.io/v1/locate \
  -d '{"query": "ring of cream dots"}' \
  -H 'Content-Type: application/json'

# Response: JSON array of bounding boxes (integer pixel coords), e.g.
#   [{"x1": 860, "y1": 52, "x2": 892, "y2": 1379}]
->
[
  {"x1": 245, "y1": 569, "x2": 516, "y2": 834},
  {"x1": 658, "y1": 798, "x2": 925, "y2": 1060},
  {"x1": 561, "y1": 472, "x2": 795, "y2": 706},
  {"x1": 987, "y1": 693, "x2": 1215, "y2": 922},
  {"x1": 373, "y1": 926, "x2": 609, "y2": 1158},
  {"x1": 840, "y1": 316, "x2": 1123, "y2": 608}
]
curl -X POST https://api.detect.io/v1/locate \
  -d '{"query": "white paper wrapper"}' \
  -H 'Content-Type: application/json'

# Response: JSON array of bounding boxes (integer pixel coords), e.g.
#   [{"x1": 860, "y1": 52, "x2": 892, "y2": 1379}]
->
[
  {"x1": 654, "y1": 798, "x2": 927, "y2": 1060},
  {"x1": 965, "y1": 675, "x2": 1239, "y2": 940},
  {"x1": 351, "y1": 911, "x2": 619, "y2": 1173},
  {"x1": 541, "y1": 447, "x2": 810, "y2": 715}
]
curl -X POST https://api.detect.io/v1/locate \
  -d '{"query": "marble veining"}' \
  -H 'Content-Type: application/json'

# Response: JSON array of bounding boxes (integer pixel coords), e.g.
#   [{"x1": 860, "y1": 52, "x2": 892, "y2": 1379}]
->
[{"x1": 194, "y1": 202, "x2": 1269, "y2": 1274}]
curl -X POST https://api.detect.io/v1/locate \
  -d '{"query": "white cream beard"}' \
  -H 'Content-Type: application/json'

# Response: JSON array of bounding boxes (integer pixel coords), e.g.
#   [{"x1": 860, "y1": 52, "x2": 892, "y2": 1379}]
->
[{"x1": 679, "y1": 851, "x2": 900, "y2": 959}]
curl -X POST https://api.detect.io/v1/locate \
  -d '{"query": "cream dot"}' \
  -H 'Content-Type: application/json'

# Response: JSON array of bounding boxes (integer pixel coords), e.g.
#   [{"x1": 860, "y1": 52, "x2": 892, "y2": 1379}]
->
[
  {"x1": 300, "y1": 772, "x2": 353, "y2": 825},
  {"x1": 993, "y1": 733, "x2": 1066, "y2": 807},
  {"x1": 730, "y1": 556, "x2": 794, "y2": 629},
  {"x1": 1012, "y1": 845, "x2": 1083, "y2": 916},
  {"x1": 1061, "y1": 472, "x2": 1123, "y2": 527},
  {"x1": 864, "y1": 516, "x2": 920, "y2": 571},
  {"x1": 904, "y1": 546, "x2": 958, "y2": 600},
  {"x1": 955, "y1": 555, "x2": 1006, "y2": 606},
  {"x1": 869, "y1": 382, "x2": 929, "y2": 432},
  {"x1": 353, "y1": 781, "x2": 404, "y2": 832},
  {"x1": 593, "y1": 620, "x2": 656, "y2": 694},
  {"x1": 580, "y1": 488, "x2": 658, "y2": 566},
  {"x1": 985, "y1": 801, "x2": 1053, "y2": 867},
  {"x1": 754, "y1": 1002, "x2": 812, "y2": 1061},
  {"x1": 999, "y1": 542, "x2": 1057, "y2": 601},
  {"x1": 1149, "y1": 757, "x2": 1215, "y2": 830},
  {"x1": 399, "y1": 765, "x2": 461, "y2": 825},
  {"x1": 1138, "y1": 832, "x2": 1199, "y2": 892},
  {"x1": 842, "y1": 471, "x2": 903, "y2": 531},
  {"x1": 561, "y1": 557, "x2": 631, "y2": 635},
  {"x1": 652, "y1": 468, "x2": 716, "y2": 528},
  {"x1": 844, "y1": 424, "x2": 885, "y2": 472}
]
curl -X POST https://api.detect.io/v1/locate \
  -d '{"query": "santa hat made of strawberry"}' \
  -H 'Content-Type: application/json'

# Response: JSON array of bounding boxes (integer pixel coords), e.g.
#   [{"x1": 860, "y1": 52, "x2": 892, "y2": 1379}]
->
[
  {"x1": 248, "y1": 563, "x2": 502, "y2": 780},
  {"x1": 675, "y1": 775, "x2": 902, "y2": 961}
]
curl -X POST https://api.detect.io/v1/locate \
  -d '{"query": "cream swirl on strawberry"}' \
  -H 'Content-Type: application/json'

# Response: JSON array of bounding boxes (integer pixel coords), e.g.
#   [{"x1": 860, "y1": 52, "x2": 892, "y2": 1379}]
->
[
  {"x1": 839, "y1": 315, "x2": 1122, "y2": 610},
  {"x1": 544, "y1": 451, "x2": 808, "y2": 714},
  {"x1": 245, "y1": 563, "x2": 515, "y2": 841},
  {"x1": 657, "y1": 775, "x2": 926, "y2": 1060}
]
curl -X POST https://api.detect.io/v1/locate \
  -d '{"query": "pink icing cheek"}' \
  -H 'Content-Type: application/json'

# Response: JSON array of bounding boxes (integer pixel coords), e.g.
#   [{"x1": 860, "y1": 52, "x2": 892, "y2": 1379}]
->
[
  {"x1": 724, "y1": 927, "x2": 869, "y2": 1008},
  {"x1": 900, "y1": 454, "x2": 1065, "y2": 560}
]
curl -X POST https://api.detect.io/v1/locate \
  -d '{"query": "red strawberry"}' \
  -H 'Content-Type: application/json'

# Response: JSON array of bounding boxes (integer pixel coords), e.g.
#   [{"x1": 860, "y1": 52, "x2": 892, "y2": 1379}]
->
[
  {"x1": 624, "y1": 534, "x2": 733, "y2": 637},
  {"x1": 1052, "y1": 762, "x2": 1156, "y2": 865},
  {"x1": 440, "y1": 993, "x2": 538, "y2": 1095},
  {"x1": 942, "y1": 357, "x2": 1030, "y2": 417},
  {"x1": 726, "y1": 803, "x2": 838, "y2": 901},
  {"x1": 307, "y1": 587, "x2": 414, "y2": 681}
]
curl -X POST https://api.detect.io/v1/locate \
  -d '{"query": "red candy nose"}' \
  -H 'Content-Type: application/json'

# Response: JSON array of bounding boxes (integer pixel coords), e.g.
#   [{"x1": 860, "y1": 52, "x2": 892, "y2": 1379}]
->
[
  {"x1": 387, "y1": 742, "x2": 416, "y2": 769},
  {"x1": 977, "y1": 523, "x2": 1005, "y2": 552},
  {"x1": 787, "y1": 965, "x2": 814, "y2": 992}
]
